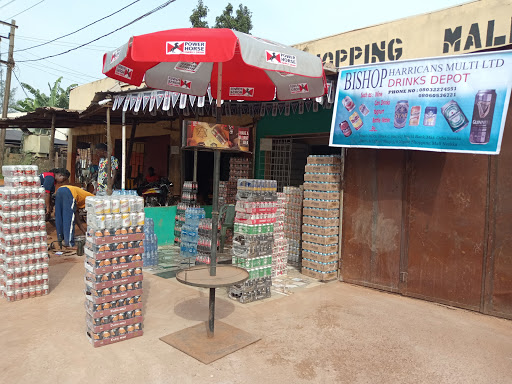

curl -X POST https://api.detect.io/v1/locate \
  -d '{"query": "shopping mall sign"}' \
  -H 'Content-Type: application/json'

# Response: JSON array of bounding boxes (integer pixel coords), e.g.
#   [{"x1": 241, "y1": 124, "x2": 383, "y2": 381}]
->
[{"x1": 329, "y1": 50, "x2": 512, "y2": 154}]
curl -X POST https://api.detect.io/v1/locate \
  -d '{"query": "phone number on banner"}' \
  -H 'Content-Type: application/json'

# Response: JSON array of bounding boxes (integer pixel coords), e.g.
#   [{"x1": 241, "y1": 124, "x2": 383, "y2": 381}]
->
[{"x1": 418, "y1": 92, "x2": 457, "y2": 98}]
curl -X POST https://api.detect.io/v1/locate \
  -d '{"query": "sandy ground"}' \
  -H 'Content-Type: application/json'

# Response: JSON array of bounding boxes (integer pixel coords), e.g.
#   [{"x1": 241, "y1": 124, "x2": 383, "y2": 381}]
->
[{"x1": 1, "y1": 256, "x2": 511, "y2": 384}]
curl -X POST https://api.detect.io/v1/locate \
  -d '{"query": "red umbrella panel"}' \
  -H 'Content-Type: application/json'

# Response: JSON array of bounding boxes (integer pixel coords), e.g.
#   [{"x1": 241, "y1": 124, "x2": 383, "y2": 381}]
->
[{"x1": 103, "y1": 28, "x2": 326, "y2": 101}]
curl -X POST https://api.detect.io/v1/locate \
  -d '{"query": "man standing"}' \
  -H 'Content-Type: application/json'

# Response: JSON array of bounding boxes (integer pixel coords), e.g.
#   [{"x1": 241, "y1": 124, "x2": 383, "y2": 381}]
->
[
  {"x1": 95, "y1": 143, "x2": 118, "y2": 196},
  {"x1": 39, "y1": 168, "x2": 71, "y2": 219}
]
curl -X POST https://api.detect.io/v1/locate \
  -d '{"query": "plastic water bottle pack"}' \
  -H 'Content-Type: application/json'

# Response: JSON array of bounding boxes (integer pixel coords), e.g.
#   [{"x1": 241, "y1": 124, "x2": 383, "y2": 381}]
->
[
  {"x1": 143, "y1": 217, "x2": 158, "y2": 267},
  {"x1": 180, "y1": 207, "x2": 205, "y2": 261}
]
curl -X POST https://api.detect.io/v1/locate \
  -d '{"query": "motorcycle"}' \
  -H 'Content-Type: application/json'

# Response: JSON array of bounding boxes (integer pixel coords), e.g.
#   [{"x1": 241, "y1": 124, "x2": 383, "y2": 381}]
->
[{"x1": 140, "y1": 178, "x2": 174, "y2": 207}]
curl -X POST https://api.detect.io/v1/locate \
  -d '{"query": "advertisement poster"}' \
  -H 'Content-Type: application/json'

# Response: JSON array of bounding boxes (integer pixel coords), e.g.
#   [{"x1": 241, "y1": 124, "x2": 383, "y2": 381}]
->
[
  {"x1": 330, "y1": 51, "x2": 512, "y2": 154},
  {"x1": 185, "y1": 121, "x2": 250, "y2": 151}
]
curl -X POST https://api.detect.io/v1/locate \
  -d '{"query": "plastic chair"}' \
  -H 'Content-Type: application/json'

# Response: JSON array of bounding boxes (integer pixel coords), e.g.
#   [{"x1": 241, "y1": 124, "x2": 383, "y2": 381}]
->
[{"x1": 219, "y1": 204, "x2": 235, "y2": 253}]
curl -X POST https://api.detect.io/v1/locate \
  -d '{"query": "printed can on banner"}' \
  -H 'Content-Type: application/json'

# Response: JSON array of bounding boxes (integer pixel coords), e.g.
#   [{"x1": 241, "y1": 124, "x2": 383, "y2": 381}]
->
[
  {"x1": 359, "y1": 103, "x2": 370, "y2": 116},
  {"x1": 342, "y1": 96, "x2": 355, "y2": 112},
  {"x1": 470, "y1": 90, "x2": 497, "y2": 145},
  {"x1": 349, "y1": 112, "x2": 363, "y2": 130},
  {"x1": 409, "y1": 106, "x2": 421, "y2": 126},
  {"x1": 339, "y1": 121, "x2": 352, "y2": 137},
  {"x1": 394, "y1": 100, "x2": 409, "y2": 129},
  {"x1": 442, "y1": 100, "x2": 469, "y2": 133},
  {"x1": 423, "y1": 107, "x2": 437, "y2": 126}
]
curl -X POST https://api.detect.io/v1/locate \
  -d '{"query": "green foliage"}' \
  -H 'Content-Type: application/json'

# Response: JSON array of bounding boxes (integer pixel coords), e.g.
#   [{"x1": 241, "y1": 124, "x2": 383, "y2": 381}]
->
[
  {"x1": 13, "y1": 77, "x2": 77, "y2": 113},
  {"x1": 215, "y1": 3, "x2": 252, "y2": 34},
  {"x1": 190, "y1": 0, "x2": 209, "y2": 28},
  {"x1": 189, "y1": 1, "x2": 253, "y2": 34}
]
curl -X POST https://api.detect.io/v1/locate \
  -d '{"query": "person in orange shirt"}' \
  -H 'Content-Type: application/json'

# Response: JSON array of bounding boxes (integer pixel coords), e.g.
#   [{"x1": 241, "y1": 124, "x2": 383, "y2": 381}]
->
[{"x1": 54, "y1": 185, "x2": 94, "y2": 247}]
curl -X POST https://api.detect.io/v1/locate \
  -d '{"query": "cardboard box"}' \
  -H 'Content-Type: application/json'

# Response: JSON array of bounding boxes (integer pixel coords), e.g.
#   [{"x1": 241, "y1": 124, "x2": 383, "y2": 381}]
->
[
  {"x1": 85, "y1": 288, "x2": 144, "y2": 305},
  {"x1": 301, "y1": 267, "x2": 338, "y2": 281},
  {"x1": 302, "y1": 199, "x2": 340, "y2": 209},
  {"x1": 302, "y1": 241, "x2": 338, "y2": 254},
  {"x1": 86, "y1": 302, "x2": 143, "y2": 319},
  {"x1": 85, "y1": 259, "x2": 144, "y2": 275},
  {"x1": 303, "y1": 207, "x2": 339, "y2": 218},
  {"x1": 303, "y1": 182, "x2": 340, "y2": 192},
  {"x1": 304, "y1": 165, "x2": 341, "y2": 173},
  {"x1": 87, "y1": 330, "x2": 143, "y2": 348},
  {"x1": 302, "y1": 216, "x2": 339, "y2": 227},
  {"x1": 85, "y1": 274, "x2": 143, "y2": 290},
  {"x1": 86, "y1": 315, "x2": 143, "y2": 333},
  {"x1": 85, "y1": 247, "x2": 144, "y2": 261},
  {"x1": 302, "y1": 250, "x2": 338, "y2": 263},
  {"x1": 301, "y1": 233, "x2": 339, "y2": 245},
  {"x1": 87, "y1": 233, "x2": 145, "y2": 245},
  {"x1": 307, "y1": 156, "x2": 341, "y2": 165},
  {"x1": 302, "y1": 225, "x2": 339, "y2": 236},
  {"x1": 303, "y1": 190, "x2": 340, "y2": 200},
  {"x1": 302, "y1": 258, "x2": 339, "y2": 272},
  {"x1": 304, "y1": 173, "x2": 340, "y2": 183}
]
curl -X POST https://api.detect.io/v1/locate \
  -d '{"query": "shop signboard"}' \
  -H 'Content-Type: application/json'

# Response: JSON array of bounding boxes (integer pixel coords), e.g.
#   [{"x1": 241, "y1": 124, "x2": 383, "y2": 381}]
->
[
  {"x1": 185, "y1": 121, "x2": 250, "y2": 151},
  {"x1": 329, "y1": 50, "x2": 512, "y2": 154}
]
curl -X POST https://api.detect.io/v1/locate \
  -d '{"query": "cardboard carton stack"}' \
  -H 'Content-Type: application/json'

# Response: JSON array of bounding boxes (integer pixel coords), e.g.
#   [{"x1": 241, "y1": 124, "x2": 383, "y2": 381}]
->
[
  {"x1": 301, "y1": 156, "x2": 341, "y2": 281},
  {"x1": 272, "y1": 192, "x2": 288, "y2": 278},
  {"x1": 223, "y1": 157, "x2": 252, "y2": 205},
  {"x1": 229, "y1": 179, "x2": 277, "y2": 303},
  {"x1": 283, "y1": 186, "x2": 302, "y2": 265},
  {"x1": 84, "y1": 195, "x2": 145, "y2": 347},
  {"x1": 0, "y1": 165, "x2": 49, "y2": 302}
]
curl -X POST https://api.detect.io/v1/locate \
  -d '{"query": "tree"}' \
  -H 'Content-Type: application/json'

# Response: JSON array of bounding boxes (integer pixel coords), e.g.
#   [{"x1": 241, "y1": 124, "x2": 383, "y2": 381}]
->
[
  {"x1": 215, "y1": 3, "x2": 252, "y2": 34},
  {"x1": 189, "y1": 1, "x2": 253, "y2": 34},
  {"x1": 13, "y1": 77, "x2": 77, "y2": 113},
  {"x1": 190, "y1": 0, "x2": 209, "y2": 28}
]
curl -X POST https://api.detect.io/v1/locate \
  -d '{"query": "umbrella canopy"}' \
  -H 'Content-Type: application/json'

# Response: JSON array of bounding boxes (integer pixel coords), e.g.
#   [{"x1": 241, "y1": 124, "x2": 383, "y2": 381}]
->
[{"x1": 103, "y1": 28, "x2": 326, "y2": 101}]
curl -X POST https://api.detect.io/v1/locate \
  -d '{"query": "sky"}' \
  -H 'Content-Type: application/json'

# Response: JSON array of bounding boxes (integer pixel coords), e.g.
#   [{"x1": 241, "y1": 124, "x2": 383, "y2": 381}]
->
[{"x1": 0, "y1": 0, "x2": 473, "y2": 103}]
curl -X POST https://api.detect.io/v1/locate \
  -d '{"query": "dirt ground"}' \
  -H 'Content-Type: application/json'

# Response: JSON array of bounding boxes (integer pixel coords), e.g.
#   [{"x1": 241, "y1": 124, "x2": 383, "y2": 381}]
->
[{"x1": 1, "y1": 255, "x2": 511, "y2": 384}]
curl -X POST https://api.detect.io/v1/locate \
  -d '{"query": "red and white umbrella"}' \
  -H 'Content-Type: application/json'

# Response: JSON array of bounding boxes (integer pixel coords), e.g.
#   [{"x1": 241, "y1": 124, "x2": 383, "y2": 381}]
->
[{"x1": 102, "y1": 28, "x2": 326, "y2": 102}]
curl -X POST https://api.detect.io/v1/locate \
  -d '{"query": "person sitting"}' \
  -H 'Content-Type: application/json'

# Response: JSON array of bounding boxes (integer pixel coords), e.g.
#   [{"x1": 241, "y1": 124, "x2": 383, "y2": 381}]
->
[
  {"x1": 39, "y1": 168, "x2": 71, "y2": 219},
  {"x1": 54, "y1": 185, "x2": 94, "y2": 248},
  {"x1": 145, "y1": 167, "x2": 159, "y2": 184}
]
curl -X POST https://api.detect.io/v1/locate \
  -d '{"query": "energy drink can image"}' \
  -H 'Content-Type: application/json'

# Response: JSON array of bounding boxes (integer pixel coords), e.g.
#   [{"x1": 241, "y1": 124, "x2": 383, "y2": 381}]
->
[
  {"x1": 423, "y1": 107, "x2": 437, "y2": 126},
  {"x1": 409, "y1": 106, "x2": 421, "y2": 126},
  {"x1": 359, "y1": 103, "x2": 370, "y2": 116},
  {"x1": 442, "y1": 100, "x2": 469, "y2": 132},
  {"x1": 342, "y1": 96, "x2": 355, "y2": 112},
  {"x1": 349, "y1": 111, "x2": 363, "y2": 130},
  {"x1": 339, "y1": 121, "x2": 352, "y2": 137},
  {"x1": 394, "y1": 100, "x2": 409, "y2": 128},
  {"x1": 470, "y1": 90, "x2": 497, "y2": 144}
]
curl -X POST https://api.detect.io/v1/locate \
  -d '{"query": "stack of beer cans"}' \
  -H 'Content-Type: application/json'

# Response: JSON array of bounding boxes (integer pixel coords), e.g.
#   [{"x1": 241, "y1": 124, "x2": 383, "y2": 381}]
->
[
  {"x1": 0, "y1": 165, "x2": 49, "y2": 302},
  {"x1": 272, "y1": 192, "x2": 288, "y2": 278},
  {"x1": 301, "y1": 156, "x2": 341, "y2": 281},
  {"x1": 283, "y1": 186, "x2": 302, "y2": 265},
  {"x1": 229, "y1": 179, "x2": 277, "y2": 303},
  {"x1": 84, "y1": 195, "x2": 145, "y2": 347}
]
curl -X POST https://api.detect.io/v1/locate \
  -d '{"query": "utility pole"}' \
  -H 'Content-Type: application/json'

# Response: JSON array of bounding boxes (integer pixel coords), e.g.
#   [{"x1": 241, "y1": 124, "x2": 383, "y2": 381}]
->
[{"x1": 0, "y1": 19, "x2": 17, "y2": 170}]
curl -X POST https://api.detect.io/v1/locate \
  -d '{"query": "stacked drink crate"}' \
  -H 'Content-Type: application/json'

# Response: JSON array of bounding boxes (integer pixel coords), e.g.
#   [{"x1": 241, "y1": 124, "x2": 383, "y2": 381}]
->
[
  {"x1": 301, "y1": 156, "x2": 341, "y2": 281},
  {"x1": 0, "y1": 165, "x2": 49, "y2": 302},
  {"x1": 272, "y1": 192, "x2": 288, "y2": 278},
  {"x1": 142, "y1": 218, "x2": 158, "y2": 267},
  {"x1": 179, "y1": 207, "x2": 205, "y2": 266},
  {"x1": 225, "y1": 157, "x2": 252, "y2": 205},
  {"x1": 229, "y1": 179, "x2": 277, "y2": 303},
  {"x1": 196, "y1": 218, "x2": 220, "y2": 265},
  {"x1": 174, "y1": 181, "x2": 198, "y2": 245},
  {"x1": 84, "y1": 195, "x2": 145, "y2": 347},
  {"x1": 283, "y1": 186, "x2": 302, "y2": 265},
  {"x1": 218, "y1": 181, "x2": 228, "y2": 207}
]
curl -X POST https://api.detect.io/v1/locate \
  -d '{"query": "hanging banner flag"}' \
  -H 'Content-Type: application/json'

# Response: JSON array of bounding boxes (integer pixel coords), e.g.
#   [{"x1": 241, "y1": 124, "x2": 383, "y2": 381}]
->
[
  {"x1": 123, "y1": 95, "x2": 131, "y2": 112},
  {"x1": 180, "y1": 94, "x2": 188, "y2": 109},
  {"x1": 149, "y1": 91, "x2": 157, "y2": 112},
  {"x1": 291, "y1": 102, "x2": 298, "y2": 114},
  {"x1": 141, "y1": 93, "x2": 150, "y2": 111},
  {"x1": 305, "y1": 99, "x2": 312, "y2": 112},
  {"x1": 185, "y1": 121, "x2": 250, "y2": 151},
  {"x1": 207, "y1": 85, "x2": 213, "y2": 104},
  {"x1": 272, "y1": 103, "x2": 278, "y2": 116},
  {"x1": 162, "y1": 91, "x2": 171, "y2": 111},
  {"x1": 189, "y1": 95, "x2": 197, "y2": 107},
  {"x1": 130, "y1": 94, "x2": 137, "y2": 110},
  {"x1": 156, "y1": 91, "x2": 165, "y2": 110},
  {"x1": 278, "y1": 103, "x2": 285, "y2": 115},
  {"x1": 112, "y1": 95, "x2": 122, "y2": 111},
  {"x1": 330, "y1": 50, "x2": 512, "y2": 154},
  {"x1": 260, "y1": 103, "x2": 266, "y2": 117},
  {"x1": 225, "y1": 102, "x2": 232, "y2": 116},
  {"x1": 298, "y1": 100, "x2": 304, "y2": 114},
  {"x1": 197, "y1": 96, "x2": 205, "y2": 107},
  {"x1": 313, "y1": 100, "x2": 319, "y2": 112},
  {"x1": 171, "y1": 92, "x2": 180, "y2": 108}
]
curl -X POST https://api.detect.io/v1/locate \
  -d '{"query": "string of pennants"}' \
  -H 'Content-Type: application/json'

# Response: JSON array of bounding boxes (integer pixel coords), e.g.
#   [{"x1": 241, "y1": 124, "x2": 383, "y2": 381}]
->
[{"x1": 110, "y1": 81, "x2": 336, "y2": 117}]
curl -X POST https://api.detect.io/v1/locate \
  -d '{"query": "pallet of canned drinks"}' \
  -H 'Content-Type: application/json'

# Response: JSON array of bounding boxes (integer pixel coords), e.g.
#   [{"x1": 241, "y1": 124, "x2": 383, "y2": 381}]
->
[
  {"x1": 84, "y1": 195, "x2": 145, "y2": 347},
  {"x1": 301, "y1": 156, "x2": 340, "y2": 281},
  {"x1": 0, "y1": 165, "x2": 49, "y2": 302},
  {"x1": 229, "y1": 179, "x2": 277, "y2": 303}
]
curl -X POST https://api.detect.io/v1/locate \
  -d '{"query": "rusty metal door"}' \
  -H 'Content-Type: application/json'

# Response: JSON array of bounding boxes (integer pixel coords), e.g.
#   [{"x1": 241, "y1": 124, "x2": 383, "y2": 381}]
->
[{"x1": 341, "y1": 149, "x2": 404, "y2": 291}]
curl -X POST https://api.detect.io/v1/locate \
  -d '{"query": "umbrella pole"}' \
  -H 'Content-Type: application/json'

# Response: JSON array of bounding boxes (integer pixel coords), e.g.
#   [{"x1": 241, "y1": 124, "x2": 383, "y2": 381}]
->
[{"x1": 121, "y1": 110, "x2": 126, "y2": 190}]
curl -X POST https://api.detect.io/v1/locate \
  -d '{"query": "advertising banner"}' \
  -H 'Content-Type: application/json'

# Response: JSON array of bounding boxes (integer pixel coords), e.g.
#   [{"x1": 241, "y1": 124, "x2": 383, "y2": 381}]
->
[
  {"x1": 185, "y1": 121, "x2": 250, "y2": 151},
  {"x1": 330, "y1": 51, "x2": 512, "y2": 154}
]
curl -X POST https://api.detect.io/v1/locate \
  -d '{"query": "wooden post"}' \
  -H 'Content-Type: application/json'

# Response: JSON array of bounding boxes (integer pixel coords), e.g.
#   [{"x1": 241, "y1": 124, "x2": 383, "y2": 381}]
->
[
  {"x1": 127, "y1": 120, "x2": 137, "y2": 184},
  {"x1": 106, "y1": 107, "x2": 112, "y2": 195},
  {"x1": 49, "y1": 112, "x2": 56, "y2": 165},
  {"x1": 0, "y1": 20, "x2": 17, "y2": 170}
]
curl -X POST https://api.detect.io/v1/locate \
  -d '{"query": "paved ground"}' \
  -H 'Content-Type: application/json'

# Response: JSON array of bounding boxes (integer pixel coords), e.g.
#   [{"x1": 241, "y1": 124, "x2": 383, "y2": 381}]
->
[{"x1": 1, "y1": 255, "x2": 511, "y2": 384}]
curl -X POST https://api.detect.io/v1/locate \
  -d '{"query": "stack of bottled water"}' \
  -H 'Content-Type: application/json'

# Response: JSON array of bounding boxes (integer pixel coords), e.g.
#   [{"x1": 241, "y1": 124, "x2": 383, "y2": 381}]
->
[
  {"x1": 143, "y1": 217, "x2": 158, "y2": 267},
  {"x1": 180, "y1": 207, "x2": 205, "y2": 263},
  {"x1": 112, "y1": 190, "x2": 139, "y2": 196}
]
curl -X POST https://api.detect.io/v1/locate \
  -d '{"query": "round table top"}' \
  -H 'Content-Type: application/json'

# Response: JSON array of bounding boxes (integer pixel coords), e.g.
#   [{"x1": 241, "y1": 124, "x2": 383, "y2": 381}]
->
[{"x1": 176, "y1": 265, "x2": 249, "y2": 288}]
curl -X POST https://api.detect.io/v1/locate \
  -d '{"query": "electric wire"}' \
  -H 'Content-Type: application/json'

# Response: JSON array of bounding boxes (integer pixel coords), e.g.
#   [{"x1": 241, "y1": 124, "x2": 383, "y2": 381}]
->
[
  {"x1": 17, "y1": 0, "x2": 176, "y2": 63},
  {"x1": 7, "y1": 0, "x2": 45, "y2": 19},
  {"x1": 14, "y1": 0, "x2": 141, "y2": 53},
  {"x1": 0, "y1": 0, "x2": 16, "y2": 10}
]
